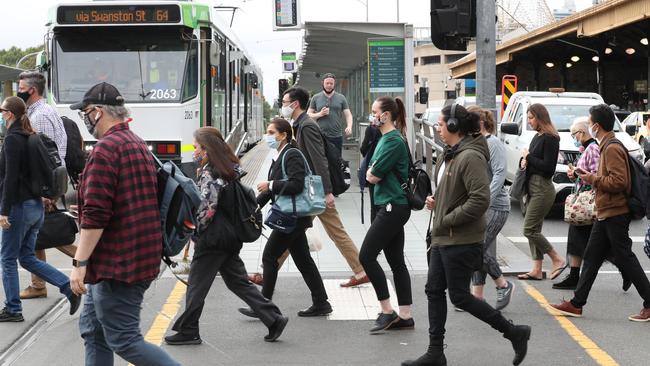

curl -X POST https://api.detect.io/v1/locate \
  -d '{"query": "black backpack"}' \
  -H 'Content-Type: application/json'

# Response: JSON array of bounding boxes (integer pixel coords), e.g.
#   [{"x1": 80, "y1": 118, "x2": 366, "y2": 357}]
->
[
  {"x1": 392, "y1": 137, "x2": 432, "y2": 211},
  {"x1": 221, "y1": 180, "x2": 263, "y2": 243},
  {"x1": 320, "y1": 132, "x2": 351, "y2": 196},
  {"x1": 605, "y1": 139, "x2": 649, "y2": 220},
  {"x1": 61, "y1": 116, "x2": 87, "y2": 186},
  {"x1": 27, "y1": 133, "x2": 69, "y2": 199}
]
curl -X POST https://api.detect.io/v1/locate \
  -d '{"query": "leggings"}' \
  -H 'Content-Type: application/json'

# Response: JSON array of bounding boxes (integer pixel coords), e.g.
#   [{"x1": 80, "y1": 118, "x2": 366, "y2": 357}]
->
[
  {"x1": 359, "y1": 203, "x2": 412, "y2": 305},
  {"x1": 472, "y1": 208, "x2": 509, "y2": 286}
]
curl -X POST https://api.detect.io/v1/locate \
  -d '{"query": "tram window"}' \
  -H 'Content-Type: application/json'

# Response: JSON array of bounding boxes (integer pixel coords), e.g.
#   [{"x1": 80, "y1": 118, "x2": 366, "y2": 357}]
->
[{"x1": 53, "y1": 26, "x2": 197, "y2": 104}]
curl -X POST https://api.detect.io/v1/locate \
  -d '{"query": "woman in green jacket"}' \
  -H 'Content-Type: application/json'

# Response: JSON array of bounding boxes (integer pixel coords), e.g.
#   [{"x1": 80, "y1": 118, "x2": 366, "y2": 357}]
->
[{"x1": 402, "y1": 105, "x2": 530, "y2": 366}]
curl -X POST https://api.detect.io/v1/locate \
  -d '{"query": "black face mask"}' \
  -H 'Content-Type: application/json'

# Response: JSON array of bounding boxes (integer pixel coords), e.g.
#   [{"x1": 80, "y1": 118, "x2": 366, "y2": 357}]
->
[{"x1": 17, "y1": 90, "x2": 31, "y2": 103}]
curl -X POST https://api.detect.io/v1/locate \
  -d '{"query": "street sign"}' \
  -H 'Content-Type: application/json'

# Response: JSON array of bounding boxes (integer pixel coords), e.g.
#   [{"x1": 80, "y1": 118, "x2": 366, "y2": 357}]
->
[
  {"x1": 273, "y1": 0, "x2": 301, "y2": 31},
  {"x1": 501, "y1": 75, "x2": 517, "y2": 117},
  {"x1": 368, "y1": 39, "x2": 405, "y2": 93},
  {"x1": 282, "y1": 52, "x2": 296, "y2": 72}
]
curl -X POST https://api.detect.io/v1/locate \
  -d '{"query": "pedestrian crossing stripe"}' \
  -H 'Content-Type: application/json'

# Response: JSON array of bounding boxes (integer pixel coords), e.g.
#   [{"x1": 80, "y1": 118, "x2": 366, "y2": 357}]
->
[
  {"x1": 507, "y1": 236, "x2": 645, "y2": 243},
  {"x1": 520, "y1": 282, "x2": 619, "y2": 366}
]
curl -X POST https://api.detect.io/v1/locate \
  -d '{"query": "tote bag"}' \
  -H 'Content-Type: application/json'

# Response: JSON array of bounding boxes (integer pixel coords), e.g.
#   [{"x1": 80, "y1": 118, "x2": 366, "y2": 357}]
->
[
  {"x1": 510, "y1": 166, "x2": 528, "y2": 201},
  {"x1": 564, "y1": 188, "x2": 596, "y2": 226},
  {"x1": 275, "y1": 149, "x2": 326, "y2": 217}
]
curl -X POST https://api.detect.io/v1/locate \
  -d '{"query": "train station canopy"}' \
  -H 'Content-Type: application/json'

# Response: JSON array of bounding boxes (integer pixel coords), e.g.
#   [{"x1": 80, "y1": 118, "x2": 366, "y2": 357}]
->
[
  {"x1": 297, "y1": 21, "x2": 410, "y2": 91},
  {"x1": 0, "y1": 64, "x2": 24, "y2": 81}
]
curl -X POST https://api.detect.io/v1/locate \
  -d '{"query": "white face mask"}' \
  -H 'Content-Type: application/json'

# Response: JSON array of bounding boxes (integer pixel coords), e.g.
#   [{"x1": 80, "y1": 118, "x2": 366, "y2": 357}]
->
[
  {"x1": 588, "y1": 124, "x2": 598, "y2": 139},
  {"x1": 281, "y1": 102, "x2": 295, "y2": 119}
]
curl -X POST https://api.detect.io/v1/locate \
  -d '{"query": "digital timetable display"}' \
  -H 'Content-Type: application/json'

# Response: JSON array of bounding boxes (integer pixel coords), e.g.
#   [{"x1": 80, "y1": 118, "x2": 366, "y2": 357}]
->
[{"x1": 57, "y1": 5, "x2": 181, "y2": 25}]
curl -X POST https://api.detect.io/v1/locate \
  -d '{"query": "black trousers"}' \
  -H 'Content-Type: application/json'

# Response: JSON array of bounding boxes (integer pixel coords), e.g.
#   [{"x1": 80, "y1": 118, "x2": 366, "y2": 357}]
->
[
  {"x1": 262, "y1": 228, "x2": 328, "y2": 306},
  {"x1": 359, "y1": 203, "x2": 412, "y2": 305},
  {"x1": 426, "y1": 244, "x2": 511, "y2": 339},
  {"x1": 172, "y1": 247, "x2": 283, "y2": 336},
  {"x1": 567, "y1": 224, "x2": 592, "y2": 257},
  {"x1": 572, "y1": 214, "x2": 650, "y2": 308}
]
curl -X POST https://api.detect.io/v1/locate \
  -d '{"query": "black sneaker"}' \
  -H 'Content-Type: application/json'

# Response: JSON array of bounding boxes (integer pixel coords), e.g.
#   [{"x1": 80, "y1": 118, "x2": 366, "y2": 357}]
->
[
  {"x1": 264, "y1": 316, "x2": 289, "y2": 342},
  {"x1": 164, "y1": 332, "x2": 202, "y2": 345},
  {"x1": 386, "y1": 317, "x2": 415, "y2": 330},
  {"x1": 552, "y1": 274, "x2": 578, "y2": 290},
  {"x1": 504, "y1": 322, "x2": 531, "y2": 366},
  {"x1": 297, "y1": 302, "x2": 333, "y2": 317},
  {"x1": 0, "y1": 307, "x2": 24, "y2": 322},
  {"x1": 370, "y1": 311, "x2": 399, "y2": 333}
]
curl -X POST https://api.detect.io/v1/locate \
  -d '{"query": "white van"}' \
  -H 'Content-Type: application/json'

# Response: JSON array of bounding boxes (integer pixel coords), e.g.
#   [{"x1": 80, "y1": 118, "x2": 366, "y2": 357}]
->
[{"x1": 499, "y1": 91, "x2": 642, "y2": 213}]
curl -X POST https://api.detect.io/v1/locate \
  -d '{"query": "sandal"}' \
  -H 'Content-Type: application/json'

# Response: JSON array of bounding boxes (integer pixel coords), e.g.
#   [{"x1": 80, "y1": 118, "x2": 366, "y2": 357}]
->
[
  {"x1": 517, "y1": 273, "x2": 543, "y2": 281},
  {"x1": 550, "y1": 263, "x2": 568, "y2": 280}
]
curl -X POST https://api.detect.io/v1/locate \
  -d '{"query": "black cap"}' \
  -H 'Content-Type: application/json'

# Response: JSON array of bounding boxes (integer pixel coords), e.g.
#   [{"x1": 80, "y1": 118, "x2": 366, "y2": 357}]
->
[
  {"x1": 322, "y1": 73, "x2": 336, "y2": 80},
  {"x1": 70, "y1": 82, "x2": 125, "y2": 110}
]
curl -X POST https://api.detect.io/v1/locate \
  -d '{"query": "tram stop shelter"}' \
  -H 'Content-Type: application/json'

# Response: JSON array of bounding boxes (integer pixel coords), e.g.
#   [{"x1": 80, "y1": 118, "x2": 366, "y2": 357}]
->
[
  {"x1": 0, "y1": 65, "x2": 23, "y2": 99},
  {"x1": 449, "y1": 0, "x2": 650, "y2": 111},
  {"x1": 296, "y1": 22, "x2": 415, "y2": 151}
]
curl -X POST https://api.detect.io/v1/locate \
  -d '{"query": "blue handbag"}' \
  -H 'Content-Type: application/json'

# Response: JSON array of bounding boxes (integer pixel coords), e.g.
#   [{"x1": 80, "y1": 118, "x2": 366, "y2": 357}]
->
[{"x1": 275, "y1": 148, "x2": 326, "y2": 217}]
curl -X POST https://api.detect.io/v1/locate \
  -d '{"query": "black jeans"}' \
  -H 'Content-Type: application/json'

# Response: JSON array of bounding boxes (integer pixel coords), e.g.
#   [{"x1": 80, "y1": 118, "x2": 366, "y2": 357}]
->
[
  {"x1": 172, "y1": 247, "x2": 283, "y2": 336},
  {"x1": 326, "y1": 136, "x2": 343, "y2": 155},
  {"x1": 426, "y1": 244, "x2": 512, "y2": 339},
  {"x1": 359, "y1": 203, "x2": 412, "y2": 305},
  {"x1": 262, "y1": 228, "x2": 328, "y2": 306},
  {"x1": 572, "y1": 214, "x2": 650, "y2": 308}
]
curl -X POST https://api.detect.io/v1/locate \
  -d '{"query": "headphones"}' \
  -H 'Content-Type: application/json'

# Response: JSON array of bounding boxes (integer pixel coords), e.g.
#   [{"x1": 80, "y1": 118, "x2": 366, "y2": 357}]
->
[{"x1": 447, "y1": 103, "x2": 459, "y2": 133}]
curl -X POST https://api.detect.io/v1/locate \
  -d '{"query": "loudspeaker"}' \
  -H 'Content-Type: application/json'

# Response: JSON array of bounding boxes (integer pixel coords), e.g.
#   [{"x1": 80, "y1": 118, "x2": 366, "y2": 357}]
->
[{"x1": 447, "y1": 103, "x2": 459, "y2": 133}]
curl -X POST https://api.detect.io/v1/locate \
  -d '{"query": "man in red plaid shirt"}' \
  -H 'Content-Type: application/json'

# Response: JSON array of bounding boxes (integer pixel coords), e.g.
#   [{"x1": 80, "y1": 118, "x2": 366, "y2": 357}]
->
[{"x1": 69, "y1": 82, "x2": 179, "y2": 366}]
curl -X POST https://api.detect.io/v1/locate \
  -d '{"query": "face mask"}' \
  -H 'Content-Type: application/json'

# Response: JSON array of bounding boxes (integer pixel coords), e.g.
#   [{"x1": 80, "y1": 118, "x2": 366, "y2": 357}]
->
[
  {"x1": 572, "y1": 136, "x2": 581, "y2": 148},
  {"x1": 192, "y1": 149, "x2": 206, "y2": 165},
  {"x1": 0, "y1": 115, "x2": 6, "y2": 137},
  {"x1": 588, "y1": 125, "x2": 597, "y2": 139},
  {"x1": 281, "y1": 103, "x2": 295, "y2": 119},
  {"x1": 264, "y1": 134, "x2": 280, "y2": 150},
  {"x1": 16, "y1": 90, "x2": 31, "y2": 103},
  {"x1": 83, "y1": 110, "x2": 101, "y2": 138},
  {"x1": 370, "y1": 112, "x2": 386, "y2": 127}
]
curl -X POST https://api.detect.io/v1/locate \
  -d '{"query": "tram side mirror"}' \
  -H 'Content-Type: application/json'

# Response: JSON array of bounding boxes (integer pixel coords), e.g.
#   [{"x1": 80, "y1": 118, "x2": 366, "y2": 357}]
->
[
  {"x1": 209, "y1": 43, "x2": 220, "y2": 67},
  {"x1": 626, "y1": 124, "x2": 637, "y2": 136}
]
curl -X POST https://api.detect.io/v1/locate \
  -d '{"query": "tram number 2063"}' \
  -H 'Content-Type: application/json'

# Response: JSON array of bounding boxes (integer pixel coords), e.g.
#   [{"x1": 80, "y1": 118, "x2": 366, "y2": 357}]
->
[{"x1": 149, "y1": 89, "x2": 177, "y2": 100}]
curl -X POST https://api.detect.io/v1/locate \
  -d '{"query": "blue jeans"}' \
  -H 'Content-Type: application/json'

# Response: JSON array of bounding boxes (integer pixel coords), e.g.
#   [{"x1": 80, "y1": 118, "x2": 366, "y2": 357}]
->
[
  {"x1": 79, "y1": 279, "x2": 180, "y2": 366},
  {"x1": 1, "y1": 199, "x2": 72, "y2": 313}
]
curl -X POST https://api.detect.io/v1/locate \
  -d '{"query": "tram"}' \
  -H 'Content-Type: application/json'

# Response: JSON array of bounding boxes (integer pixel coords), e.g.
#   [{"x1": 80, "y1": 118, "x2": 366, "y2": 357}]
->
[{"x1": 41, "y1": 0, "x2": 265, "y2": 175}]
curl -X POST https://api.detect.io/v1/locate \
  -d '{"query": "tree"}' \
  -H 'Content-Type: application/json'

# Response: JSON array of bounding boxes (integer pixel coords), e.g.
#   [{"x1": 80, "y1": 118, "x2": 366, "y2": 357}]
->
[
  {"x1": 0, "y1": 45, "x2": 44, "y2": 70},
  {"x1": 262, "y1": 97, "x2": 274, "y2": 123}
]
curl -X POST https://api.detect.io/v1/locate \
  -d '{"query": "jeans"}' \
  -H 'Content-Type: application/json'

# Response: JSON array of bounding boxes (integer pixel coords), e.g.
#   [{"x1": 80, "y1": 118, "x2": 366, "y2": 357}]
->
[
  {"x1": 173, "y1": 247, "x2": 283, "y2": 336},
  {"x1": 572, "y1": 214, "x2": 650, "y2": 309},
  {"x1": 1, "y1": 199, "x2": 72, "y2": 313},
  {"x1": 426, "y1": 244, "x2": 512, "y2": 339},
  {"x1": 79, "y1": 280, "x2": 180, "y2": 366},
  {"x1": 262, "y1": 228, "x2": 328, "y2": 305},
  {"x1": 326, "y1": 136, "x2": 343, "y2": 154},
  {"x1": 359, "y1": 203, "x2": 412, "y2": 305}
]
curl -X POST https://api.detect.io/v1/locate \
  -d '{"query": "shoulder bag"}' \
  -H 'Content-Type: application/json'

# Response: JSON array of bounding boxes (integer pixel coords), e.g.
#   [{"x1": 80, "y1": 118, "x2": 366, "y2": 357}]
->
[{"x1": 275, "y1": 148, "x2": 326, "y2": 217}]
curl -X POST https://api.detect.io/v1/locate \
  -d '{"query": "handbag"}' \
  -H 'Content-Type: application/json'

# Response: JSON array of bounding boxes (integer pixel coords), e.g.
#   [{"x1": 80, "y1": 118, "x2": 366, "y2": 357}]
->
[
  {"x1": 510, "y1": 165, "x2": 528, "y2": 200},
  {"x1": 264, "y1": 204, "x2": 297, "y2": 234},
  {"x1": 306, "y1": 227, "x2": 323, "y2": 252},
  {"x1": 275, "y1": 149, "x2": 326, "y2": 217},
  {"x1": 35, "y1": 209, "x2": 78, "y2": 250},
  {"x1": 564, "y1": 188, "x2": 597, "y2": 226}
]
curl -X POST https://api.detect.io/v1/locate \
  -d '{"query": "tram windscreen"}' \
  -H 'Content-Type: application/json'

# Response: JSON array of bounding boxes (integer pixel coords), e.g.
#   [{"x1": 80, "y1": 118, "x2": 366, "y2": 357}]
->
[{"x1": 53, "y1": 27, "x2": 198, "y2": 104}]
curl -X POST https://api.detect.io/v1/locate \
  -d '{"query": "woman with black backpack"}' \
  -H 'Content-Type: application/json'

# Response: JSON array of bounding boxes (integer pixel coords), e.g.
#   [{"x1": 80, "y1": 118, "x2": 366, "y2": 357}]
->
[{"x1": 165, "y1": 127, "x2": 288, "y2": 346}]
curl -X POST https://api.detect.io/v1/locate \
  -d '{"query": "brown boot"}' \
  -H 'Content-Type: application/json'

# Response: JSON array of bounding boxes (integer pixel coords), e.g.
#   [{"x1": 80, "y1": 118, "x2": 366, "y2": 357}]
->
[{"x1": 20, "y1": 286, "x2": 47, "y2": 299}]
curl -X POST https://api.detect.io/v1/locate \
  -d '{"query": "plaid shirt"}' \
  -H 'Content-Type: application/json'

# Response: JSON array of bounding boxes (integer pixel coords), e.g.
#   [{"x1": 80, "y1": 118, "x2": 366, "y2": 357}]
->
[
  {"x1": 27, "y1": 98, "x2": 67, "y2": 163},
  {"x1": 77, "y1": 123, "x2": 161, "y2": 284}
]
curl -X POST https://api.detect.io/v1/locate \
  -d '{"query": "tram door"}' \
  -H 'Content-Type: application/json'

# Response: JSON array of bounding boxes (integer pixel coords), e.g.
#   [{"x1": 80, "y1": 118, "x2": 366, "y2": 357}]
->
[{"x1": 199, "y1": 28, "x2": 211, "y2": 127}]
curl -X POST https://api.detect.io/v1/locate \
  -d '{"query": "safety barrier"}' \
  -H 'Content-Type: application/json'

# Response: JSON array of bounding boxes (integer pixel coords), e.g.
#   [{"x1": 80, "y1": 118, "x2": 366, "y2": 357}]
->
[{"x1": 412, "y1": 117, "x2": 440, "y2": 179}]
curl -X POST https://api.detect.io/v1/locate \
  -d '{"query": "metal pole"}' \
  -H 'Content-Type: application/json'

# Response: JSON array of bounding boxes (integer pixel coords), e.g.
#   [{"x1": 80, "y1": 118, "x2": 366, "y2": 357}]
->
[
  {"x1": 366, "y1": 1, "x2": 368, "y2": 22},
  {"x1": 476, "y1": 0, "x2": 496, "y2": 113},
  {"x1": 397, "y1": 0, "x2": 400, "y2": 22}
]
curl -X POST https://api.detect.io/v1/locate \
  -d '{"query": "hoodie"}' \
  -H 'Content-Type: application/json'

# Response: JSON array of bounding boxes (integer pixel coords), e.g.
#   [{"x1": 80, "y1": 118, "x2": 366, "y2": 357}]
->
[{"x1": 430, "y1": 133, "x2": 491, "y2": 246}]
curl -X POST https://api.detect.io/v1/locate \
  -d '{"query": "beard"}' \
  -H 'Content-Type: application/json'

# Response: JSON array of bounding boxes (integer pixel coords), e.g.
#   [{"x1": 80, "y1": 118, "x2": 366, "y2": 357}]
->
[{"x1": 322, "y1": 86, "x2": 334, "y2": 93}]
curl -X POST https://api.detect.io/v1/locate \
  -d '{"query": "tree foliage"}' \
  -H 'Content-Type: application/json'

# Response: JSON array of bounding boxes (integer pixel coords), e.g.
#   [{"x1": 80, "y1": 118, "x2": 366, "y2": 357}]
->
[{"x1": 0, "y1": 45, "x2": 44, "y2": 71}]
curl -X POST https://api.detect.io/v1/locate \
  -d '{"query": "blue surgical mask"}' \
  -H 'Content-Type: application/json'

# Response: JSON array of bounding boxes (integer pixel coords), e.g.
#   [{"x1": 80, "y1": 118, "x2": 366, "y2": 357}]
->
[
  {"x1": 572, "y1": 137, "x2": 581, "y2": 148},
  {"x1": 264, "y1": 134, "x2": 280, "y2": 150}
]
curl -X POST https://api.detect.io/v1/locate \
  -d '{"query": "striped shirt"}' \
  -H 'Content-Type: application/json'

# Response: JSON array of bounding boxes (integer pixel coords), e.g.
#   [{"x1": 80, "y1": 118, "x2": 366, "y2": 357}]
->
[
  {"x1": 27, "y1": 98, "x2": 67, "y2": 163},
  {"x1": 77, "y1": 123, "x2": 162, "y2": 284}
]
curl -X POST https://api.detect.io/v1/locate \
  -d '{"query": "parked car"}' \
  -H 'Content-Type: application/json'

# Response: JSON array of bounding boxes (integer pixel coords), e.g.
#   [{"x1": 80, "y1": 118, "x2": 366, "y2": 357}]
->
[
  {"x1": 499, "y1": 90, "x2": 643, "y2": 215},
  {"x1": 621, "y1": 111, "x2": 650, "y2": 161}
]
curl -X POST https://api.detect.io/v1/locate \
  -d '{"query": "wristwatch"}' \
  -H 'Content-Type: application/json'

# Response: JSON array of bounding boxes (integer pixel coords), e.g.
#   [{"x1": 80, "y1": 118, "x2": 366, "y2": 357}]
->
[{"x1": 72, "y1": 259, "x2": 88, "y2": 268}]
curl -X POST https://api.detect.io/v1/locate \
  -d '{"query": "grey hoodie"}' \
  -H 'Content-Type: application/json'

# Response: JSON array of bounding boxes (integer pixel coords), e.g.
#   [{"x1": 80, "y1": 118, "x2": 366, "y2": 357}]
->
[{"x1": 431, "y1": 133, "x2": 491, "y2": 246}]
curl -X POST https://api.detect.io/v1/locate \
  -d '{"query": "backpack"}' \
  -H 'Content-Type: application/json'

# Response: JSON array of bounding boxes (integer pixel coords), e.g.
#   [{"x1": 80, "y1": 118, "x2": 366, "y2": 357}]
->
[
  {"x1": 222, "y1": 180, "x2": 263, "y2": 243},
  {"x1": 321, "y1": 132, "x2": 351, "y2": 196},
  {"x1": 391, "y1": 137, "x2": 432, "y2": 211},
  {"x1": 61, "y1": 116, "x2": 87, "y2": 186},
  {"x1": 154, "y1": 156, "x2": 202, "y2": 266},
  {"x1": 27, "y1": 133, "x2": 69, "y2": 199},
  {"x1": 605, "y1": 139, "x2": 649, "y2": 220}
]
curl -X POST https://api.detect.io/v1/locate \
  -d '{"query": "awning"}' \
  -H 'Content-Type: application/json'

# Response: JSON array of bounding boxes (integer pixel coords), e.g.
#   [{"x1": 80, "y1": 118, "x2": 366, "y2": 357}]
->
[
  {"x1": 297, "y1": 22, "x2": 408, "y2": 91},
  {"x1": 0, "y1": 64, "x2": 24, "y2": 81},
  {"x1": 450, "y1": 0, "x2": 650, "y2": 78}
]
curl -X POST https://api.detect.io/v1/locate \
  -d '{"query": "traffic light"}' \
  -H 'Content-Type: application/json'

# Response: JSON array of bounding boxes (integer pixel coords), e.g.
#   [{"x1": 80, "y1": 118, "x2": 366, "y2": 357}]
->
[
  {"x1": 430, "y1": 0, "x2": 476, "y2": 51},
  {"x1": 419, "y1": 87, "x2": 429, "y2": 104},
  {"x1": 278, "y1": 79, "x2": 289, "y2": 107}
]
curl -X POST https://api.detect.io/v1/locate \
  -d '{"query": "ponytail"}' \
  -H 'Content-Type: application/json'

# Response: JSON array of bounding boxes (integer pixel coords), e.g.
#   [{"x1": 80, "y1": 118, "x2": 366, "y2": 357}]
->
[
  {"x1": 376, "y1": 96, "x2": 407, "y2": 136},
  {"x1": 395, "y1": 97, "x2": 407, "y2": 136}
]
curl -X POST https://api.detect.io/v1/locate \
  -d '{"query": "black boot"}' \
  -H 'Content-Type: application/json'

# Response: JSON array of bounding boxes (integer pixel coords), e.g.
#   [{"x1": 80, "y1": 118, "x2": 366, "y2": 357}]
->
[
  {"x1": 503, "y1": 321, "x2": 531, "y2": 366},
  {"x1": 401, "y1": 336, "x2": 447, "y2": 366}
]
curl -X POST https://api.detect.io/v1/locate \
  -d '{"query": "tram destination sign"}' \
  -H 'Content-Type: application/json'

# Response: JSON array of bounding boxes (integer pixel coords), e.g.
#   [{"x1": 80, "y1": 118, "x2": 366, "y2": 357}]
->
[
  {"x1": 57, "y1": 5, "x2": 181, "y2": 25},
  {"x1": 368, "y1": 39, "x2": 405, "y2": 93}
]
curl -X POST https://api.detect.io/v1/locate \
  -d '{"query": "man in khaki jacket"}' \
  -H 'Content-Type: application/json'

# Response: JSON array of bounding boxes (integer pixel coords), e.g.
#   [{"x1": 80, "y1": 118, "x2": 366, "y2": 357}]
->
[{"x1": 550, "y1": 104, "x2": 650, "y2": 322}]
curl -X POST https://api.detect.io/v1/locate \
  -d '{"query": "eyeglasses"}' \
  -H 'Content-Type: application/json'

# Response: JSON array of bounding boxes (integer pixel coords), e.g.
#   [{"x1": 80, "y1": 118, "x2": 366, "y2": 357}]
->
[{"x1": 570, "y1": 131, "x2": 582, "y2": 137}]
